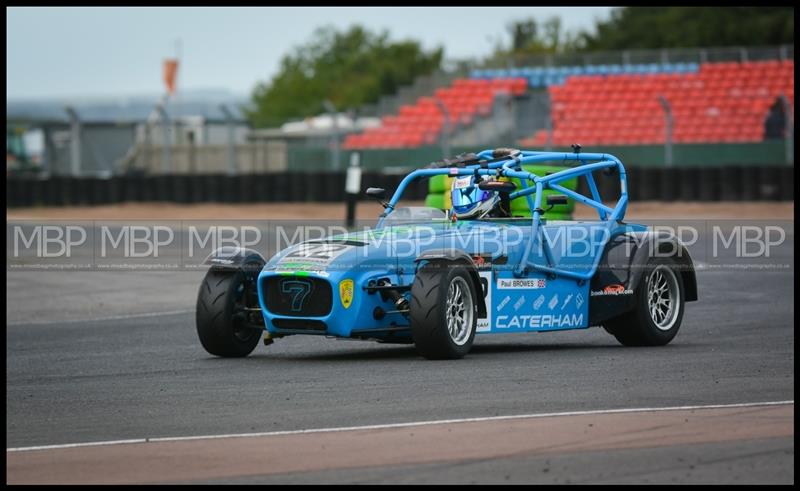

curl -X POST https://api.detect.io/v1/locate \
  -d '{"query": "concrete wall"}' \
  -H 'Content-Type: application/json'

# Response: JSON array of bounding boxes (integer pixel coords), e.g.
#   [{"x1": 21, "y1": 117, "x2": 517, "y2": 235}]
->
[
  {"x1": 285, "y1": 141, "x2": 792, "y2": 172},
  {"x1": 126, "y1": 141, "x2": 288, "y2": 174}
]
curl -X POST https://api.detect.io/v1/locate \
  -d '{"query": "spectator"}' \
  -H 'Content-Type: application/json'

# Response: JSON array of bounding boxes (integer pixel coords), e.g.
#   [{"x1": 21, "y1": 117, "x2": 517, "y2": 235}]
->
[{"x1": 764, "y1": 98, "x2": 787, "y2": 140}]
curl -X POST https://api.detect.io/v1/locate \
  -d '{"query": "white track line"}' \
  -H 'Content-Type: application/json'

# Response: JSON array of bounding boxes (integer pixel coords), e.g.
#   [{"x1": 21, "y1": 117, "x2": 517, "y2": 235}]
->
[
  {"x1": 7, "y1": 309, "x2": 194, "y2": 327},
  {"x1": 7, "y1": 400, "x2": 793, "y2": 453}
]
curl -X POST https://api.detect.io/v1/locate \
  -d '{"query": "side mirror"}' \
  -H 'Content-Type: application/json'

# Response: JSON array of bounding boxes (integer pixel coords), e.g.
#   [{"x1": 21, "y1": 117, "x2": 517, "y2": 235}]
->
[
  {"x1": 365, "y1": 187, "x2": 386, "y2": 201},
  {"x1": 478, "y1": 180, "x2": 517, "y2": 194},
  {"x1": 546, "y1": 195, "x2": 569, "y2": 206}
]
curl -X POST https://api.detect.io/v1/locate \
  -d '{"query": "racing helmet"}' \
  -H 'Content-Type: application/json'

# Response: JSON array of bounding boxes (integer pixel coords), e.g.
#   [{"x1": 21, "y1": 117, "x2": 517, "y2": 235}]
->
[{"x1": 450, "y1": 175, "x2": 501, "y2": 219}]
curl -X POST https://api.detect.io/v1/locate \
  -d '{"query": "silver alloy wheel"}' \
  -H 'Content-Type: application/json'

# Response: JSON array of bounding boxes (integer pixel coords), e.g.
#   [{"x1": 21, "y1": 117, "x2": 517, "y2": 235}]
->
[
  {"x1": 446, "y1": 276, "x2": 474, "y2": 346},
  {"x1": 647, "y1": 265, "x2": 680, "y2": 331}
]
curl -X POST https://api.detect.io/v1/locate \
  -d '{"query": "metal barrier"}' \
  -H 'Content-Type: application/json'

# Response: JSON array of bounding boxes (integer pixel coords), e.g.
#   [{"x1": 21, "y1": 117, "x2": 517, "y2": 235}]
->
[{"x1": 478, "y1": 44, "x2": 794, "y2": 70}]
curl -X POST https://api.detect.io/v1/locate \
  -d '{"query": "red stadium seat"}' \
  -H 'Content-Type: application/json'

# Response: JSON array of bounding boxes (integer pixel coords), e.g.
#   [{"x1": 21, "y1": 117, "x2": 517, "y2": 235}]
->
[
  {"x1": 518, "y1": 60, "x2": 792, "y2": 146},
  {"x1": 345, "y1": 76, "x2": 528, "y2": 149}
]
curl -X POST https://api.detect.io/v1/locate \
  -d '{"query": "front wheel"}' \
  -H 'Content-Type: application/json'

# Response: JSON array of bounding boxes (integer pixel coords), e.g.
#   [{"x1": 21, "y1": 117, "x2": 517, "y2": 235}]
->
[
  {"x1": 604, "y1": 256, "x2": 685, "y2": 346},
  {"x1": 196, "y1": 265, "x2": 263, "y2": 357},
  {"x1": 410, "y1": 262, "x2": 478, "y2": 359}
]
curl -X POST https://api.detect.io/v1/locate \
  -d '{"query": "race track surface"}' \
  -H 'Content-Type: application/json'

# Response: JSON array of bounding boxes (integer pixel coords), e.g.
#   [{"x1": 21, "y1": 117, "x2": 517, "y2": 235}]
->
[{"x1": 6, "y1": 215, "x2": 795, "y2": 484}]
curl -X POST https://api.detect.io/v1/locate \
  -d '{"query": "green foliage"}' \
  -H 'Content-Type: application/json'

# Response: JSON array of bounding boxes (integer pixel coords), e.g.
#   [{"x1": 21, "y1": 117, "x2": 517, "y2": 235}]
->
[
  {"x1": 485, "y1": 7, "x2": 793, "y2": 66},
  {"x1": 246, "y1": 25, "x2": 443, "y2": 128},
  {"x1": 485, "y1": 16, "x2": 576, "y2": 65},
  {"x1": 509, "y1": 17, "x2": 575, "y2": 54},
  {"x1": 247, "y1": 9, "x2": 792, "y2": 128},
  {"x1": 575, "y1": 7, "x2": 794, "y2": 51}
]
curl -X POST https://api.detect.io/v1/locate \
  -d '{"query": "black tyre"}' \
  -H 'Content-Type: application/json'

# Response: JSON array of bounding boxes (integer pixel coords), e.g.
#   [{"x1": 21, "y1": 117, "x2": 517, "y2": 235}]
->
[
  {"x1": 604, "y1": 256, "x2": 685, "y2": 346},
  {"x1": 196, "y1": 264, "x2": 263, "y2": 357},
  {"x1": 410, "y1": 262, "x2": 478, "y2": 359}
]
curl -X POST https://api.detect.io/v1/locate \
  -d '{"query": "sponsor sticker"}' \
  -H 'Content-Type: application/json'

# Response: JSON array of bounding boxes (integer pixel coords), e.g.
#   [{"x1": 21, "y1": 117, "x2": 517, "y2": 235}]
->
[
  {"x1": 548, "y1": 294, "x2": 559, "y2": 310},
  {"x1": 275, "y1": 270, "x2": 330, "y2": 278},
  {"x1": 576, "y1": 293, "x2": 584, "y2": 309},
  {"x1": 496, "y1": 295, "x2": 511, "y2": 312},
  {"x1": 533, "y1": 294, "x2": 545, "y2": 310},
  {"x1": 339, "y1": 279, "x2": 354, "y2": 309},
  {"x1": 472, "y1": 255, "x2": 492, "y2": 270},
  {"x1": 496, "y1": 314, "x2": 584, "y2": 329},
  {"x1": 497, "y1": 278, "x2": 546, "y2": 289},
  {"x1": 277, "y1": 242, "x2": 353, "y2": 271},
  {"x1": 453, "y1": 176, "x2": 472, "y2": 187},
  {"x1": 477, "y1": 270, "x2": 492, "y2": 332},
  {"x1": 561, "y1": 293, "x2": 573, "y2": 310},
  {"x1": 591, "y1": 284, "x2": 634, "y2": 296},
  {"x1": 514, "y1": 295, "x2": 526, "y2": 311}
]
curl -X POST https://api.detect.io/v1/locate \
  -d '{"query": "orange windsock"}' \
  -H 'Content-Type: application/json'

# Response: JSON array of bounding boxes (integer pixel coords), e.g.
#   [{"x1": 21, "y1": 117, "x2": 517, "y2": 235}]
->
[{"x1": 163, "y1": 59, "x2": 179, "y2": 95}]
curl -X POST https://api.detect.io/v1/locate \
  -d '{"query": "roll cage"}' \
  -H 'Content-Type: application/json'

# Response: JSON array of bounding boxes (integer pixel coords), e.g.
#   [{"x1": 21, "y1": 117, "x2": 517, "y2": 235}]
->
[{"x1": 377, "y1": 148, "x2": 637, "y2": 281}]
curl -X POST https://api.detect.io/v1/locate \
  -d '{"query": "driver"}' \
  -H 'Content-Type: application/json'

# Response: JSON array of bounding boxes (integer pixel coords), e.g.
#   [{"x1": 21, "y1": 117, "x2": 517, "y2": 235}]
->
[{"x1": 450, "y1": 175, "x2": 511, "y2": 220}]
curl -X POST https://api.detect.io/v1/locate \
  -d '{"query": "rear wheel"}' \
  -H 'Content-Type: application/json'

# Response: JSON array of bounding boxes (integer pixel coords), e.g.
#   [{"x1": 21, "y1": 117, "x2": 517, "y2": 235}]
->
[
  {"x1": 410, "y1": 262, "x2": 478, "y2": 359},
  {"x1": 604, "y1": 256, "x2": 685, "y2": 346},
  {"x1": 196, "y1": 263, "x2": 263, "y2": 357}
]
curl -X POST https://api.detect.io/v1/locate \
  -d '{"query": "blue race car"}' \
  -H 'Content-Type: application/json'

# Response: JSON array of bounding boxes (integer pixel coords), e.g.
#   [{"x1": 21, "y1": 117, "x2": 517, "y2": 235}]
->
[{"x1": 196, "y1": 148, "x2": 698, "y2": 359}]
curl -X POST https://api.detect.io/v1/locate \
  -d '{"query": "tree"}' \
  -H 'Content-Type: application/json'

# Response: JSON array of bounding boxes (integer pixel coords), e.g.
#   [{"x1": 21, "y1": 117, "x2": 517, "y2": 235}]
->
[
  {"x1": 484, "y1": 16, "x2": 580, "y2": 66},
  {"x1": 575, "y1": 7, "x2": 794, "y2": 51},
  {"x1": 246, "y1": 25, "x2": 443, "y2": 128}
]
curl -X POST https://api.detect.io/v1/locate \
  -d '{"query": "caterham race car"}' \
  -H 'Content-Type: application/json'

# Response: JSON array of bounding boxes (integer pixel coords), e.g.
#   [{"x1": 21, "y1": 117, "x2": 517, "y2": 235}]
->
[{"x1": 196, "y1": 148, "x2": 697, "y2": 359}]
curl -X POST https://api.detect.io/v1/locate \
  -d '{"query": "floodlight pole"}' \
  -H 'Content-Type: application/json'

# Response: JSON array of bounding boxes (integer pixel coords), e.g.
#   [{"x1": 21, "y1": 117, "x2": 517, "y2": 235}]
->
[
  {"x1": 658, "y1": 95, "x2": 674, "y2": 167},
  {"x1": 219, "y1": 104, "x2": 238, "y2": 175},
  {"x1": 779, "y1": 94, "x2": 793, "y2": 164},
  {"x1": 434, "y1": 98, "x2": 451, "y2": 159},
  {"x1": 64, "y1": 106, "x2": 81, "y2": 177},
  {"x1": 323, "y1": 100, "x2": 341, "y2": 171},
  {"x1": 174, "y1": 38, "x2": 182, "y2": 134},
  {"x1": 345, "y1": 151, "x2": 362, "y2": 229},
  {"x1": 155, "y1": 98, "x2": 172, "y2": 174}
]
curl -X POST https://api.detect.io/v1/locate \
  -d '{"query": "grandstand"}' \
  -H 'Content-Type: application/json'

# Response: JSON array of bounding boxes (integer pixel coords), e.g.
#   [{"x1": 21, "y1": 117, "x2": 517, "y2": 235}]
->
[
  {"x1": 524, "y1": 60, "x2": 794, "y2": 147},
  {"x1": 343, "y1": 78, "x2": 527, "y2": 149},
  {"x1": 342, "y1": 57, "x2": 793, "y2": 151}
]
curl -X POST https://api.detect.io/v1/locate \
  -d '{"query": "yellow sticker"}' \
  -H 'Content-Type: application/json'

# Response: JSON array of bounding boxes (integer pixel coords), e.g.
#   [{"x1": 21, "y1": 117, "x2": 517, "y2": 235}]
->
[{"x1": 339, "y1": 279, "x2": 354, "y2": 309}]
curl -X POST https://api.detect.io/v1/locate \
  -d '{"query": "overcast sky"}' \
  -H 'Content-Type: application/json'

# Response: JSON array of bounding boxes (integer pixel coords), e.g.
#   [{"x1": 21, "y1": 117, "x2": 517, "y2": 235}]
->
[{"x1": 7, "y1": 6, "x2": 614, "y2": 101}]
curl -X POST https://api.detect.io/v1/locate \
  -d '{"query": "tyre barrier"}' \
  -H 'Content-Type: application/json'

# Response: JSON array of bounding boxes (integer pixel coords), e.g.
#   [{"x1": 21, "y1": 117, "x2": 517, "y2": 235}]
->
[
  {"x1": 238, "y1": 174, "x2": 256, "y2": 203},
  {"x1": 88, "y1": 178, "x2": 103, "y2": 205},
  {"x1": 306, "y1": 173, "x2": 326, "y2": 203},
  {"x1": 271, "y1": 173, "x2": 288, "y2": 202},
  {"x1": 206, "y1": 174, "x2": 222, "y2": 202},
  {"x1": 677, "y1": 168, "x2": 699, "y2": 202},
  {"x1": 156, "y1": 176, "x2": 176, "y2": 201},
  {"x1": 697, "y1": 167, "x2": 720, "y2": 202},
  {"x1": 42, "y1": 178, "x2": 59, "y2": 206},
  {"x1": 290, "y1": 174, "x2": 306, "y2": 203},
  {"x1": 757, "y1": 167, "x2": 781, "y2": 201},
  {"x1": 658, "y1": 168, "x2": 679, "y2": 202},
  {"x1": 5, "y1": 166, "x2": 794, "y2": 208},
  {"x1": 139, "y1": 176, "x2": 154, "y2": 203},
  {"x1": 779, "y1": 166, "x2": 794, "y2": 201},
  {"x1": 175, "y1": 175, "x2": 192, "y2": 204},
  {"x1": 13, "y1": 179, "x2": 29, "y2": 207},
  {"x1": 719, "y1": 166, "x2": 742, "y2": 202},
  {"x1": 222, "y1": 175, "x2": 239, "y2": 203}
]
